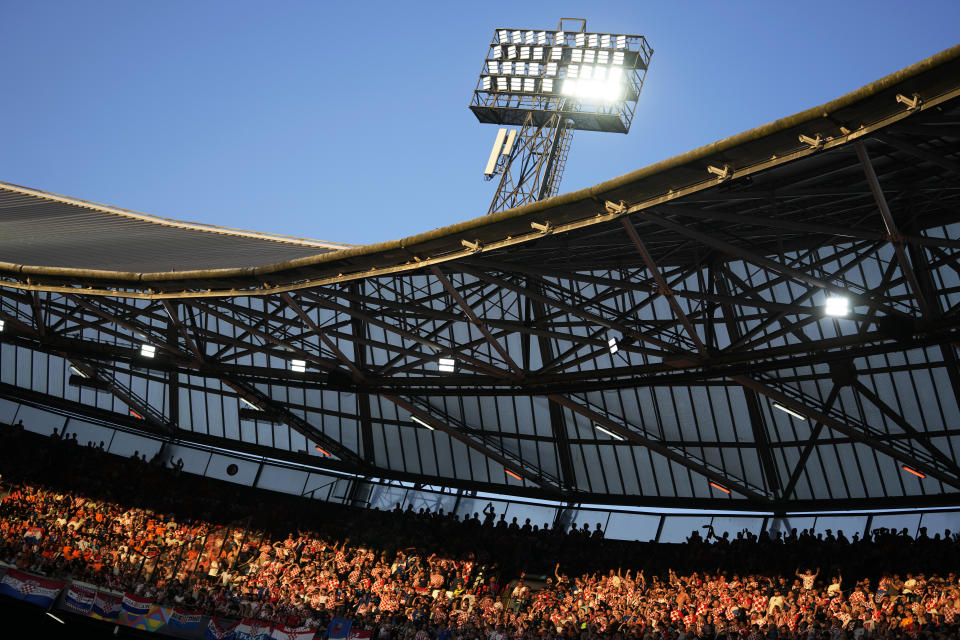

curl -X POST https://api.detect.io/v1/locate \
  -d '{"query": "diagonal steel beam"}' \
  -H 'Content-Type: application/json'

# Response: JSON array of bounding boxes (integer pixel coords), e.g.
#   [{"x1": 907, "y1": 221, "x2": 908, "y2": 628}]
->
[
  {"x1": 852, "y1": 379, "x2": 960, "y2": 477},
  {"x1": 381, "y1": 393, "x2": 560, "y2": 491},
  {"x1": 641, "y1": 211, "x2": 909, "y2": 318},
  {"x1": 546, "y1": 393, "x2": 771, "y2": 504},
  {"x1": 731, "y1": 374, "x2": 960, "y2": 491},
  {"x1": 876, "y1": 133, "x2": 960, "y2": 179},
  {"x1": 781, "y1": 385, "x2": 841, "y2": 499},
  {"x1": 430, "y1": 266, "x2": 524, "y2": 377},
  {"x1": 854, "y1": 141, "x2": 930, "y2": 317},
  {"x1": 622, "y1": 218, "x2": 707, "y2": 354}
]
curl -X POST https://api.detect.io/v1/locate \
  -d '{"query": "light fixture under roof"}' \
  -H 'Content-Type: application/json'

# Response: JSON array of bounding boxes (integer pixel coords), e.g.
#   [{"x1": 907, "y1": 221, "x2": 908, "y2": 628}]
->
[
  {"x1": 438, "y1": 357, "x2": 456, "y2": 372},
  {"x1": 773, "y1": 402, "x2": 807, "y2": 420},
  {"x1": 240, "y1": 397, "x2": 260, "y2": 410},
  {"x1": 594, "y1": 424, "x2": 625, "y2": 441},
  {"x1": 824, "y1": 295, "x2": 850, "y2": 317},
  {"x1": 140, "y1": 344, "x2": 156, "y2": 358},
  {"x1": 69, "y1": 365, "x2": 87, "y2": 378},
  {"x1": 290, "y1": 359, "x2": 307, "y2": 373},
  {"x1": 902, "y1": 465, "x2": 926, "y2": 479},
  {"x1": 505, "y1": 469, "x2": 522, "y2": 481},
  {"x1": 411, "y1": 415, "x2": 436, "y2": 431},
  {"x1": 0, "y1": 319, "x2": 5, "y2": 332},
  {"x1": 709, "y1": 481, "x2": 731, "y2": 494},
  {"x1": 608, "y1": 336, "x2": 619, "y2": 354}
]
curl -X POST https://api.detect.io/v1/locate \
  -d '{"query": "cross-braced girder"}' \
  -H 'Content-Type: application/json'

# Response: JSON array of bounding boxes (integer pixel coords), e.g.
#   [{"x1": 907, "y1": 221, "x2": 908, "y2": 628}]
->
[{"x1": 3, "y1": 47, "x2": 960, "y2": 509}]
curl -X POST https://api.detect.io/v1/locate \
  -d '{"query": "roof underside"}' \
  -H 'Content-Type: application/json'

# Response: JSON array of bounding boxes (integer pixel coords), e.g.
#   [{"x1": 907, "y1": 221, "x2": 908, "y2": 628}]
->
[
  {"x1": 1, "y1": 44, "x2": 960, "y2": 511},
  {"x1": 0, "y1": 185, "x2": 348, "y2": 274}
]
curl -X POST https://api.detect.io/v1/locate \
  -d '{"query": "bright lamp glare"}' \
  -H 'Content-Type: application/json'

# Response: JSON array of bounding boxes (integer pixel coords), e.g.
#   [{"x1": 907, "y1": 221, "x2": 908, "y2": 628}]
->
[
  {"x1": 824, "y1": 296, "x2": 849, "y2": 317},
  {"x1": 438, "y1": 358, "x2": 456, "y2": 372},
  {"x1": 594, "y1": 424, "x2": 625, "y2": 441},
  {"x1": 773, "y1": 402, "x2": 807, "y2": 421},
  {"x1": 608, "y1": 337, "x2": 618, "y2": 354},
  {"x1": 562, "y1": 77, "x2": 623, "y2": 102},
  {"x1": 0, "y1": 319, "x2": 5, "y2": 332},
  {"x1": 411, "y1": 415, "x2": 436, "y2": 431},
  {"x1": 140, "y1": 344, "x2": 156, "y2": 358},
  {"x1": 290, "y1": 359, "x2": 307, "y2": 373}
]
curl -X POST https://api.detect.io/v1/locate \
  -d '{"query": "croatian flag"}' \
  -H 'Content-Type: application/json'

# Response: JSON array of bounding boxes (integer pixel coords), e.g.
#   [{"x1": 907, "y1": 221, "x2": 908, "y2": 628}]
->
[
  {"x1": 327, "y1": 618, "x2": 352, "y2": 640},
  {"x1": 236, "y1": 619, "x2": 273, "y2": 640},
  {"x1": 122, "y1": 592, "x2": 153, "y2": 616},
  {"x1": 91, "y1": 591, "x2": 123, "y2": 619},
  {"x1": 348, "y1": 631, "x2": 372, "y2": 640},
  {"x1": 271, "y1": 625, "x2": 317, "y2": 640},
  {"x1": 206, "y1": 616, "x2": 240, "y2": 640},
  {"x1": 0, "y1": 569, "x2": 65, "y2": 607},
  {"x1": 63, "y1": 584, "x2": 96, "y2": 614},
  {"x1": 169, "y1": 606, "x2": 203, "y2": 630}
]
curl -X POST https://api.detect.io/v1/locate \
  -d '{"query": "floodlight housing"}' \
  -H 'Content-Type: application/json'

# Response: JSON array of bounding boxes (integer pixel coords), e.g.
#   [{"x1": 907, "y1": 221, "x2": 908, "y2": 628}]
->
[
  {"x1": 140, "y1": 344, "x2": 156, "y2": 358},
  {"x1": 290, "y1": 359, "x2": 307, "y2": 373},
  {"x1": 824, "y1": 295, "x2": 850, "y2": 317},
  {"x1": 470, "y1": 26, "x2": 653, "y2": 133},
  {"x1": 438, "y1": 357, "x2": 456, "y2": 372},
  {"x1": 773, "y1": 402, "x2": 807, "y2": 421}
]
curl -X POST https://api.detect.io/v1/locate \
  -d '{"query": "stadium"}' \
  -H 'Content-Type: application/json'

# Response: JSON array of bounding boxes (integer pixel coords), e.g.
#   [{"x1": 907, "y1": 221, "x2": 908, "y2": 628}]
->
[{"x1": 1, "y1": 12, "x2": 959, "y2": 640}]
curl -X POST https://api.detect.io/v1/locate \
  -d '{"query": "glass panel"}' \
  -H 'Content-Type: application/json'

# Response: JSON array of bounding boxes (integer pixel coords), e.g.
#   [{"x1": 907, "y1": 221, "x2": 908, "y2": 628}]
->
[
  {"x1": 204, "y1": 454, "x2": 258, "y2": 485},
  {"x1": 871, "y1": 513, "x2": 921, "y2": 537},
  {"x1": 504, "y1": 503, "x2": 558, "y2": 531},
  {"x1": 65, "y1": 419, "x2": 113, "y2": 450},
  {"x1": 710, "y1": 516, "x2": 765, "y2": 538},
  {"x1": 917, "y1": 511, "x2": 960, "y2": 538},
  {"x1": 163, "y1": 445, "x2": 209, "y2": 475},
  {"x1": 659, "y1": 515, "x2": 710, "y2": 543},
  {"x1": 605, "y1": 512, "x2": 660, "y2": 542},
  {"x1": 14, "y1": 404, "x2": 64, "y2": 436},
  {"x1": 256, "y1": 466, "x2": 308, "y2": 496},
  {"x1": 0, "y1": 398, "x2": 20, "y2": 424},
  {"x1": 107, "y1": 430, "x2": 160, "y2": 460},
  {"x1": 811, "y1": 515, "x2": 866, "y2": 542}
]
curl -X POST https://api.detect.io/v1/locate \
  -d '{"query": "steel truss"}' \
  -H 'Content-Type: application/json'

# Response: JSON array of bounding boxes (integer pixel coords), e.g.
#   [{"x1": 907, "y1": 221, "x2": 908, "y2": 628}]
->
[
  {"x1": 2, "y1": 58, "x2": 960, "y2": 511},
  {"x1": 487, "y1": 110, "x2": 575, "y2": 214}
]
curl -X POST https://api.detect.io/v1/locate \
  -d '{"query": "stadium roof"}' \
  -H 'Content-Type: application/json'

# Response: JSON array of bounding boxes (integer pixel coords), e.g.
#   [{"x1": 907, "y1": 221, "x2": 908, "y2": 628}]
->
[{"x1": 1, "y1": 43, "x2": 959, "y2": 511}]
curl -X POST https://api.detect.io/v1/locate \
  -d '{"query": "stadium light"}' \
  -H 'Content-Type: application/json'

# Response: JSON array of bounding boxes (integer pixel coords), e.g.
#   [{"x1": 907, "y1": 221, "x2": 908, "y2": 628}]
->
[
  {"x1": 0, "y1": 319, "x2": 5, "y2": 331},
  {"x1": 504, "y1": 469, "x2": 523, "y2": 481},
  {"x1": 45, "y1": 612, "x2": 65, "y2": 624},
  {"x1": 438, "y1": 357, "x2": 456, "y2": 372},
  {"x1": 709, "y1": 481, "x2": 732, "y2": 494},
  {"x1": 314, "y1": 445, "x2": 331, "y2": 457},
  {"x1": 411, "y1": 415, "x2": 436, "y2": 431},
  {"x1": 290, "y1": 359, "x2": 307, "y2": 373},
  {"x1": 594, "y1": 424, "x2": 625, "y2": 441},
  {"x1": 69, "y1": 365, "x2": 87, "y2": 378},
  {"x1": 129, "y1": 409, "x2": 144, "y2": 420},
  {"x1": 240, "y1": 397, "x2": 260, "y2": 410},
  {"x1": 608, "y1": 337, "x2": 619, "y2": 354},
  {"x1": 140, "y1": 344, "x2": 156, "y2": 358},
  {"x1": 902, "y1": 465, "x2": 926, "y2": 479},
  {"x1": 824, "y1": 295, "x2": 849, "y2": 317},
  {"x1": 772, "y1": 402, "x2": 807, "y2": 421}
]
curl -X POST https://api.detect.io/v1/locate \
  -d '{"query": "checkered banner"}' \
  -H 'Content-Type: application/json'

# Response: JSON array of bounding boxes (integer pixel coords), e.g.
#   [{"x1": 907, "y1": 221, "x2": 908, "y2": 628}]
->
[{"x1": 0, "y1": 569, "x2": 65, "y2": 607}]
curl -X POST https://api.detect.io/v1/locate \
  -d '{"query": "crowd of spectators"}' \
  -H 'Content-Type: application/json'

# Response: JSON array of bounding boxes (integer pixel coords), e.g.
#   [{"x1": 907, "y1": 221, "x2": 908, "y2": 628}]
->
[{"x1": 1, "y1": 421, "x2": 959, "y2": 639}]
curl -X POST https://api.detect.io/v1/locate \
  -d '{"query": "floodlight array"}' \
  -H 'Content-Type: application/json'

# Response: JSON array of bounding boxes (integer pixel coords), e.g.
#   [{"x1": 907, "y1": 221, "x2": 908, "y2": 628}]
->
[{"x1": 471, "y1": 27, "x2": 653, "y2": 134}]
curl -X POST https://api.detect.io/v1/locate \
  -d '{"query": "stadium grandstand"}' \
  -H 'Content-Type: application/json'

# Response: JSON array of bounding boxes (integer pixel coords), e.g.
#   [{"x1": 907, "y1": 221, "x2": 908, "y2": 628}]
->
[{"x1": 0, "y1": 42, "x2": 959, "y2": 639}]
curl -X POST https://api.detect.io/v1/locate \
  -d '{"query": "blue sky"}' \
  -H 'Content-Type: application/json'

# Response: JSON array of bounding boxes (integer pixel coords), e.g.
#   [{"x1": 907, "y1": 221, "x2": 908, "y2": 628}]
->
[{"x1": 1, "y1": 1, "x2": 958, "y2": 245}]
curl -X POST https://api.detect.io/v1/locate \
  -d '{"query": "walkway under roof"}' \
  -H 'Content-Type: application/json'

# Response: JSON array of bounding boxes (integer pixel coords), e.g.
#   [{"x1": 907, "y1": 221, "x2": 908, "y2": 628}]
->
[{"x1": 1, "y1": 44, "x2": 959, "y2": 512}]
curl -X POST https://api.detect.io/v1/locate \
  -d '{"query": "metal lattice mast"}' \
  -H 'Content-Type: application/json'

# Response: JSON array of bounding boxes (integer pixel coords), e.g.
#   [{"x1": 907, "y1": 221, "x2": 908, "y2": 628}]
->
[{"x1": 470, "y1": 19, "x2": 652, "y2": 215}]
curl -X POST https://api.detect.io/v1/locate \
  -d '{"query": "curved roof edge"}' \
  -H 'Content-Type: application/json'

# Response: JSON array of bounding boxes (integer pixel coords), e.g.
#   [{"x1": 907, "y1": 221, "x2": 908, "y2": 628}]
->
[
  {"x1": 3, "y1": 42, "x2": 960, "y2": 297},
  {"x1": 0, "y1": 181, "x2": 357, "y2": 250}
]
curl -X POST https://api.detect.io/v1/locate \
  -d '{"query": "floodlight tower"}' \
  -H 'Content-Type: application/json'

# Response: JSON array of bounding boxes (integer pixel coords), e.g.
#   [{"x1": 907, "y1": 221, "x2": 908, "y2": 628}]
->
[{"x1": 470, "y1": 19, "x2": 653, "y2": 214}]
